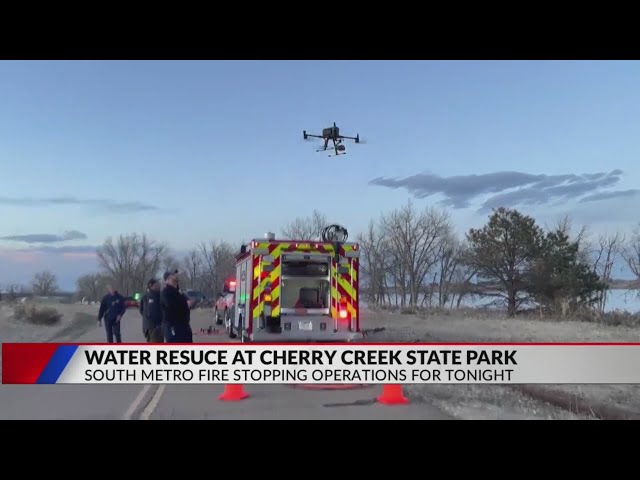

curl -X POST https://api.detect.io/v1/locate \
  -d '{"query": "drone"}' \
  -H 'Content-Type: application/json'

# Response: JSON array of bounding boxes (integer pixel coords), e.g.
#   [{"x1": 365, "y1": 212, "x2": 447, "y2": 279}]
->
[{"x1": 303, "y1": 122, "x2": 361, "y2": 156}]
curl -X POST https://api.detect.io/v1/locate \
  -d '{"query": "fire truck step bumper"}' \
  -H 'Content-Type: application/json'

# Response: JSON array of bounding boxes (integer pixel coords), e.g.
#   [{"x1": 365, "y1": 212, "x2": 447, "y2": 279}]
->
[{"x1": 250, "y1": 331, "x2": 361, "y2": 343}]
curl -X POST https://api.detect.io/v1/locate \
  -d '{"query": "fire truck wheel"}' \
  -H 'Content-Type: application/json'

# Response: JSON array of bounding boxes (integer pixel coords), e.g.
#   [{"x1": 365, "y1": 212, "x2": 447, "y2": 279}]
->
[
  {"x1": 236, "y1": 316, "x2": 250, "y2": 343},
  {"x1": 237, "y1": 315, "x2": 244, "y2": 342},
  {"x1": 228, "y1": 313, "x2": 239, "y2": 339}
]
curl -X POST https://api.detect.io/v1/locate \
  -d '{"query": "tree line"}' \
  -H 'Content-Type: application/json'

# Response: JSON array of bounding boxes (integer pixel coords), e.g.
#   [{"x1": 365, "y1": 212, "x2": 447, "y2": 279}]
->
[
  {"x1": 1, "y1": 270, "x2": 61, "y2": 300},
  {"x1": 5, "y1": 202, "x2": 637, "y2": 320},
  {"x1": 283, "y1": 205, "x2": 639, "y2": 318},
  {"x1": 76, "y1": 234, "x2": 238, "y2": 302}
]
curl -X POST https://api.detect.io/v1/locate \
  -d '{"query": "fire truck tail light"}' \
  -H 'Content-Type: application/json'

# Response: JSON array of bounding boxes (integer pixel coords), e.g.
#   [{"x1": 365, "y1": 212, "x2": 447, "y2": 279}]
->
[
  {"x1": 338, "y1": 296, "x2": 349, "y2": 319},
  {"x1": 264, "y1": 294, "x2": 272, "y2": 302}
]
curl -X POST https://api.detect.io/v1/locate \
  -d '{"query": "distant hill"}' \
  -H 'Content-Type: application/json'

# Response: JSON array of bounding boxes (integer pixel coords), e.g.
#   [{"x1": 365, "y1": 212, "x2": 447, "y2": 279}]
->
[{"x1": 609, "y1": 278, "x2": 640, "y2": 290}]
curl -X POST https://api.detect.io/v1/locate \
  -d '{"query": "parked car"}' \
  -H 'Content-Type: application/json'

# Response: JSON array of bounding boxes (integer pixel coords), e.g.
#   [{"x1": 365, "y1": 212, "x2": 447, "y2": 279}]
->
[
  {"x1": 185, "y1": 290, "x2": 206, "y2": 309},
  {"x1": 124, "y1": 296, "x2": 140, "y2": 309},
  {"x1": 214, "y1": 292, "x2": 235, "y2": 325}
]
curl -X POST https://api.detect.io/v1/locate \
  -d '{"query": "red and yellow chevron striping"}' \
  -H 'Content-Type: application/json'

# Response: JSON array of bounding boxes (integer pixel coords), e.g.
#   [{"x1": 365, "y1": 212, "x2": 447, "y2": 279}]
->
[{"x1": 248, "y1": 241, "x2": 359, "y2": 328}]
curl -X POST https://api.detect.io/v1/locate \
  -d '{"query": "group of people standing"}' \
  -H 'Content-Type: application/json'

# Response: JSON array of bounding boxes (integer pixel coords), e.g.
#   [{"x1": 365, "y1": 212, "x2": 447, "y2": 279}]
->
[{"x1": 97, "y1": 269, "x2": 193, "y2": 343}]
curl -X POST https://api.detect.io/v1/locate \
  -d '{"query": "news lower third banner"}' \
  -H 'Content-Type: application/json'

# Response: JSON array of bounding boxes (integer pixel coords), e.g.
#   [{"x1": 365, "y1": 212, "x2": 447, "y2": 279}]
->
[{"x1": 2, "y1": 343, "x2": 640, "y2": 385}]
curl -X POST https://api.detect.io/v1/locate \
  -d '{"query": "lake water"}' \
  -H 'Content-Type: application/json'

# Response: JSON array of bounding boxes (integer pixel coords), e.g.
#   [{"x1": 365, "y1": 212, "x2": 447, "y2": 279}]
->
[{"x1": 362, "y1": 288, "x2": 640, "y2": 314}]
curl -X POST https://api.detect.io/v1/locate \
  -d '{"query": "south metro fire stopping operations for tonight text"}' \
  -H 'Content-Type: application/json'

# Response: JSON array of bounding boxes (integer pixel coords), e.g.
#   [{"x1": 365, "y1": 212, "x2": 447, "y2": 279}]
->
[{"x1": 83, "y1": 346, "x2": 515, "y2": 383}]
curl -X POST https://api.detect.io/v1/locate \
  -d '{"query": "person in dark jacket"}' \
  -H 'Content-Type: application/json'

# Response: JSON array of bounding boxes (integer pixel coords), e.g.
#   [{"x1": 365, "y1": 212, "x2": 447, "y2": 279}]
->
[
  {"x1": 161, "y1": 270, "x2": 194, "y2": 343},
  {"x1": 98, "y1": 285, "x2": 127, "y2": 343},
  {"x1": 140, "y1": 278, "x2": 163, "y2": 342}
]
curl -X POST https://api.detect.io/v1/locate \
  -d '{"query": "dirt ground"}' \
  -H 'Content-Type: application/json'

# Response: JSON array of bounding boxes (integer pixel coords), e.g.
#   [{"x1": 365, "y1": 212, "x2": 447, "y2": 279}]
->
[
  {"x1": 0, "y1": 302, "x2": 100, "y2": 343},
  {"x1": 0, "y1": 302, "x2": 216, "y2": 344},
  {"x1": 362, "y1": 307, "x2": 640, "y2": 417},
  {"x1": 0, "y1": 301, "x2": 621, "y2": 419}
]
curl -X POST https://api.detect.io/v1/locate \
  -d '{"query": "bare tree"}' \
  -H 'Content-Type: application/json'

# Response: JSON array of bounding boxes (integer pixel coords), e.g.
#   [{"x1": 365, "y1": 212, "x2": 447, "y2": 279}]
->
[
  {"x1": 623, "y1": 225, "x2": 640, "y2": 297},
  {"x1": 552, "y1": 215, "x2": 591, "y2": 265},
  {"x1": 76, "y1": 273, "x2": 110, "y2": 302},
  {"x1": 182, "y1": 248, "x2": 203, "y2": 291},
  {"x1": 592, "y1": 232, "x2": 625, "y2": 312},
  {"x1": 281, "y1": 210, "x2": 328, "y2": 240},
  {"x1": 434, "y1": 236, "x2": 481, "y2": 309},
  {"x1": 357, "y1": 219, "x2": 390, "y2": 305},
  {"x1": 452, "y1": 250, "x2": 480, "y2": 308},
  {"x1": 161, "y1": 253, "x2": 180, "y2": 272},
  {"x1": 437, "y1": 233, "x2": 460, "y2": 308},
  {"x1": 96, "y1": 233, "x2": 167, "y2": 296},
  {"x1": 199, "y1": 240, "x2": 236, "y2": 296},
  {"x1": 380, "y1": 201, "x2": 451, "y2": 307},
  {"x1": 5, "y1": 284, "x2": 28, "y2": 301},
  {"x1": 31, "y1": 270, "x2": 59, "y2": 296}
]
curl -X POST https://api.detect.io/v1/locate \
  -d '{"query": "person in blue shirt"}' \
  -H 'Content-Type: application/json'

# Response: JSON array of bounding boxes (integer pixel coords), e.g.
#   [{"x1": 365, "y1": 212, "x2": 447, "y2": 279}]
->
[{"x1": 98, "y1": 285, "x2": 127, "y2": 343}]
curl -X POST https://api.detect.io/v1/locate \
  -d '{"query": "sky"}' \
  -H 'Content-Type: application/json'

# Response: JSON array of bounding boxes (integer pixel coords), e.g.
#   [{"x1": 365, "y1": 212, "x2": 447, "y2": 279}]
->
[{"x1": 1, "y1": 60, "x2": 639, "y2": 290}]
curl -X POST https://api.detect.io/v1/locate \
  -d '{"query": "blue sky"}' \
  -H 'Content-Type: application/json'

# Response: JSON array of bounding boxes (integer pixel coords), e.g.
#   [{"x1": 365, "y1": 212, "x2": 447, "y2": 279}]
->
[{"x1": 1, "y1": 60, "x2": 639, "y2": 289}]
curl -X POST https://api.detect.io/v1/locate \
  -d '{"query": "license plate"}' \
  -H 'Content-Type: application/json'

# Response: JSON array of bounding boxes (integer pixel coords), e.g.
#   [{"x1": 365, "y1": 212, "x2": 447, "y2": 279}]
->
[{"x1": 298, "y1": 321, "x2": 313, "y2": 331}]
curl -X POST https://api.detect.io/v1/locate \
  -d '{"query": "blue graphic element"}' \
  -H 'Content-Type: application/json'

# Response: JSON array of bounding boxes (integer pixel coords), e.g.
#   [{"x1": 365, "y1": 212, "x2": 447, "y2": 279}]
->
[{"x1": 36, "y1": 345, "x2": 79, "y2": 384}]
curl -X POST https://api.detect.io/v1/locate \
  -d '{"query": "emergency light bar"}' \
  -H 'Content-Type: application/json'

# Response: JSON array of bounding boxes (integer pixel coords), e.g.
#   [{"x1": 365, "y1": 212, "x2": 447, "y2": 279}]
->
[{"x1": 225, "y1": 278, "x2": 237, "y2": 293}]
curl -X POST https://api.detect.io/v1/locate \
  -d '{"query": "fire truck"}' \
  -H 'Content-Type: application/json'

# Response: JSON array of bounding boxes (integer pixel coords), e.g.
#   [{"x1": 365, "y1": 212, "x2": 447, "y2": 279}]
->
[{"x1": 225, "y1": 225, "x2": 360, "y2": 342}]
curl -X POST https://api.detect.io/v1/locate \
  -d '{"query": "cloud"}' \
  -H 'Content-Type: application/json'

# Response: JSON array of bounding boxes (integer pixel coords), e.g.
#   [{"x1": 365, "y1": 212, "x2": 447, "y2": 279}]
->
[
  {"x1": 0, "y1": 195, "x2": 160, "y2": 214},
  {"x1": 0, "y1": 244, "x2": 98, "y2": 258},
  {"x1": 34, "y1": 245, "x2": 99, "y2": 256},
  {"x1": 579, "y1": 189, "x2": 640, "y2": 203},
  {"x1": 0, "y1": 230, "x2": 87, "y2": 244},
  {"x1": 0, "y1": 245, "x2": 101, "y2": 290},
  {"x1": 369, "y1": 169, "x2": 628, "y2": 212}
]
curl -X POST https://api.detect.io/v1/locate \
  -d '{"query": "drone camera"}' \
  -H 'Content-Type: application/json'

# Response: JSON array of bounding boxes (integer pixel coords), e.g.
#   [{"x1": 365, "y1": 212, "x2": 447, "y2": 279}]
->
[{"x1": 337, "y1": 144, "x2": 346, "y2": 151}]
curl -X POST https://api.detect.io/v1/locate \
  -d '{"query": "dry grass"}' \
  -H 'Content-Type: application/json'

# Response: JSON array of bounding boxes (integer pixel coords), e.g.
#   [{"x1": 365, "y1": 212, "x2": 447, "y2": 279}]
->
[
  {"x1": 368, "y1": 303, "x2": 640, "y2": 328},
  {"x1": 362, "y1": 307, "x2": 640, "y2": 417},
  {"x1": 406, "y1": 384, "x2": 595, "y2": 420},
  {"x1": 13, "y1": 304, "x2": 62, "y2": 326},
  {"x1": 1, "y1": 302, "x2": 100, "y2": 343}
]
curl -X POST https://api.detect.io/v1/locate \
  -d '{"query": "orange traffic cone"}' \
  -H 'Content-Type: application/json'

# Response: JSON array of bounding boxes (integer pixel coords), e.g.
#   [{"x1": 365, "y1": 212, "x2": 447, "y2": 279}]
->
[
  {"x1": 218, "y1": 384, "x2": 249, "y2": 401},
  {"x1": 376, "y1": 384, "x2": 409, "y2": 405}
]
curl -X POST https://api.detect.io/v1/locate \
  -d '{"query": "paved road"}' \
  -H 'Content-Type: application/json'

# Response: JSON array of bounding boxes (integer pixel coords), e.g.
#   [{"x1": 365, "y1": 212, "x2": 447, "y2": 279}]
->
[
  {"x1": 0, "y1": 307, "x2": 452, "y2": 420},
  {"x1": 0, "y1": 307, "x2": 159, "y2": 420},
  {"x1": 148, "y1": 384, "x2": 451, "y2": 420}
]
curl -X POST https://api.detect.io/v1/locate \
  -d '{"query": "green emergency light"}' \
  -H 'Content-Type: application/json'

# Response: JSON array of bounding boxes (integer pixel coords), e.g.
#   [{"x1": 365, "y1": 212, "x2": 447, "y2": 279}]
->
[{"x1": 134, "y1": 293, "x2": 141, "y2": 301}]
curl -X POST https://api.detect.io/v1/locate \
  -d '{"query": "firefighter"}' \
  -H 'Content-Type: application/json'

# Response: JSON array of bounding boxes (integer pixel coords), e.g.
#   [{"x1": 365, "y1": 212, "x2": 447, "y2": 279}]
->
[
  {"x1": 140, "y1": 278, "x2": 163, "y2": 342},
  {"x1": 160, "y1": 270, "x2": 193, "y2": 343},
  {"x1": 97, "y1": 285, "x2": 126, "y2": 343}
]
